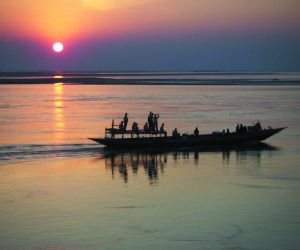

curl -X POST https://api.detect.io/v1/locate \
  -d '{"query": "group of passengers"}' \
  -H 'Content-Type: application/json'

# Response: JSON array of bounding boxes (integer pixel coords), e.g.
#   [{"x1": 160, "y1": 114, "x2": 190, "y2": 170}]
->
[
  {"x1": 173, "y1": 126, "x2": 201, "y2": 137},
  {"x1": 147, "y1": 112, "x2": 160, "y2": 132},
  {"x1": 236, "y1": 124, "x2": 248, "y2": 133},
  {"x1": 118, "y1": 112, "x2": 167, "y2": 136},
  {"x1": 144, "y1": 112, "x2": 165, "y2": 133},
  {"x1": 118, "y1": 112, "x2": 204, "y2": 138},
  {"x1": 118, "y1": 115, "x2": 264, "y2": 138},
  {"x1": 236, "y1": 121, "x2": 262, "y2": 134},
  {"x1": 118, "y1": 113, "x2": 129, "y2": 131}
]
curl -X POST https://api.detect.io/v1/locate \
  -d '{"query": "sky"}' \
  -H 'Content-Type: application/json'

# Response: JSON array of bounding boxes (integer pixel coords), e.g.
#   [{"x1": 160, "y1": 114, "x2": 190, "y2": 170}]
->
[{"x1": 0, "y1": 0, "x2": 300, "y2": 71}]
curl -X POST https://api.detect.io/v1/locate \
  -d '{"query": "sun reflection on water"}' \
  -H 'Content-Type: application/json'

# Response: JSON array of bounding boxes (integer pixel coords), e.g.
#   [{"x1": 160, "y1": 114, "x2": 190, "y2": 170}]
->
[{"x1": 53, "y1": 83, "x2": 64, "y2": 142}]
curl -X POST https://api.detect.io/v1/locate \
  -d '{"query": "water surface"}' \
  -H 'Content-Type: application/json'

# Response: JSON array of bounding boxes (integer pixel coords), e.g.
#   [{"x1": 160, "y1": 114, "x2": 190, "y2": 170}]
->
[{"x1": 0, "y1": 84, "x2": 299, "y2": 250}]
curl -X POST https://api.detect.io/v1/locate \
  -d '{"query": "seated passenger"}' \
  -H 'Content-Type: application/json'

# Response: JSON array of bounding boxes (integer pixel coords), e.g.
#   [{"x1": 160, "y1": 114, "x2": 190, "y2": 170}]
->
[
  {"x1": 194, "y1": 127, "x2": 199, "y2": 136},
  {"x1": 132, "y1": 122, "x2": 139, "y2": 133},
  {"x1": 160, "y1": 123, "x2": 167, "y2": 136},
  {"x1": 144, "y1": 122, "x2": 149, "y2": 132},
  {"x1": 135, "y1": 123, "x2": 139, "y2": 133},
  {"x1": 119, "y1": 121, "x2": 124, "y2": 131},
  {"x1": 172, "y1": 128, "x2": 179, "y2": 137}
]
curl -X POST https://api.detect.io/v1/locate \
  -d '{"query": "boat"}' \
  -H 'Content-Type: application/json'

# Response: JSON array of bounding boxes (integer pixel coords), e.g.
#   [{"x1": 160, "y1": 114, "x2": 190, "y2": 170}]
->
[{"x1": 88, "y1": 121, "x2": 286, "y2": 149}]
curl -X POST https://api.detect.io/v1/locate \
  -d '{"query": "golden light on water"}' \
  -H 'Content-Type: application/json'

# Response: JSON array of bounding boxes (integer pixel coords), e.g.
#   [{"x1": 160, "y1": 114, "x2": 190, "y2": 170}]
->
[
  {"x1": 54, "y1": 100, "x2": 63, "y2": 109},
  {"x1": 54, "y1": 82, "x2": 63, "y2": 94},
  {"x1": 53, "y1": 83, "x2": 64, "y2": 141}
]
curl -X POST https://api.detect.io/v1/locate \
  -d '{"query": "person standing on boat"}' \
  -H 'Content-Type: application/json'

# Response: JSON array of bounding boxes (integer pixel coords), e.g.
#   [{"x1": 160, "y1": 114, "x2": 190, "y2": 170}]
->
[
  {"x1": 236, "y1": 124, "x2": 240, "y2": 133},
  {"x1": 123, "y1": 113, "x2": 128, "y2": 131},
  {"x1": 256, "y1": 121, "x2": 262, "y2": 131},
  {"x1": 154, "y1": 113, "x2": 159, "y2": 132},
  {"x1": 148, "y1": 112, "x2": 154, "y2": 131},
  {"x1": 194, "y1": 127, "x2": 199, "y2": 136}
]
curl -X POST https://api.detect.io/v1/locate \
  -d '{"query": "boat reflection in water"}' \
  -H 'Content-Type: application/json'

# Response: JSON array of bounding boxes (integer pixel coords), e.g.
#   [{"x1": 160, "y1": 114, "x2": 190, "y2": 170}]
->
[
  {"x1": 105, "y1": 151, "x2": 168, "y2": 184},
  {"x1": 103, "y1": 143, "x2": 278, "y2": 184}
]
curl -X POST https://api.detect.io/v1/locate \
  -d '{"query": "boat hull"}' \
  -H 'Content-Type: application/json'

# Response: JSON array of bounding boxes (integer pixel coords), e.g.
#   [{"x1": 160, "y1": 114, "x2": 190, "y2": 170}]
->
[{"x1": 89, "y1": 128, "x2": 286, "y2": 149}]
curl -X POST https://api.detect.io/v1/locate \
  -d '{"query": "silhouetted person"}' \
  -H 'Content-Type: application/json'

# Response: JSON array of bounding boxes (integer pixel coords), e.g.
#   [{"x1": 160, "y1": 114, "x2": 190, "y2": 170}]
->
[
  {"x1": 153, "y1": 113, "x2": 159, "y2": 132},
  {"x1": 131, "y1": 122, "x2": 139, "y2": 137},
  {"x1": 240, "y1": 124, "x2": 244, "y2": 133},
  {"x1": 132, "y1": 122, "x2": 137, "y2": 131},
  {"x1": 160, "y1": 123, "x2": 167, "y2": 136},
  {"x1": 194, "y1": 127, "x2": 199, "y2": 136},
  {"x1": 119, "y1": 121, "x2": 124, "y2": 131},
  {"x1": 144, "y1": 122, "x2": 149, "y2": 132},
  {"x1": 135, "y1": 123, "x2": 139, "y2": 133},
  {"x1": 172, "y1": 128, "x2": 179, "y2": 137},
  {"x1": 123, "y1": 113, "x2": 128, "y2": 130},
  {"x1": 226, "y1": 128, "x2": 230, "y2": 134},
  {"x1": 148, "y1": 112, "x2": 154, "y2": 132},
  {"x1": 236, "y1": 124, "x2": 240, "y2": 133},
  {"x1": 256, "y1": 121, "x2": 262, "y2": 131}
]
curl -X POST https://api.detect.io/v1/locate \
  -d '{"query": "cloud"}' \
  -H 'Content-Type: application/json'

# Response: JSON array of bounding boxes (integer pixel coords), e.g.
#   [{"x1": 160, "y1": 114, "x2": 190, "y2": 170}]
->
[{"x1": 81, "y1": 0, "x2": 144, "y2": 11}]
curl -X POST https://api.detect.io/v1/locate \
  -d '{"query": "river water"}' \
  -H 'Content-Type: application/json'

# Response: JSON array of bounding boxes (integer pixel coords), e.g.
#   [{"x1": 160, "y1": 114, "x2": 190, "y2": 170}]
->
[{"x1": 0, "y1": 84, "x2": 299, "y2": 250}]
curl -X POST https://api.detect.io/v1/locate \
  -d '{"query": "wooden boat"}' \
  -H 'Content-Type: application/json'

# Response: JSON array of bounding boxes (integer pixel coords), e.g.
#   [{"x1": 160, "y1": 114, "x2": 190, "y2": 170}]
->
[{"x1": 89, "y1": 126, "x2": 286, "y2": 149}]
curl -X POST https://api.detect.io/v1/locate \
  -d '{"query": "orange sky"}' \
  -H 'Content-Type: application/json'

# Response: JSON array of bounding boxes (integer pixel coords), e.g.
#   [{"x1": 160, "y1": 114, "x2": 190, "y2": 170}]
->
[{"x1": 1, "y1": 0, "x2": 300, "y2": 42}]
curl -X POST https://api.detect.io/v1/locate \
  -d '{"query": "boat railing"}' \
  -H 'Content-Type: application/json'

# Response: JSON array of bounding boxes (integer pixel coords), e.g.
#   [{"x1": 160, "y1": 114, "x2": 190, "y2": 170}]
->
[{"x1": 105, "y1": 127, "x2": 167, "y2": 138}]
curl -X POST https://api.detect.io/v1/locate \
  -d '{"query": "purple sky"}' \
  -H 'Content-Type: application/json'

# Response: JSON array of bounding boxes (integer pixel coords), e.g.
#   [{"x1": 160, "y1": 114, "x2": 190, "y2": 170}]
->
[{"x1": 0, "y1": 0, "x2": 300, "y2": 71}]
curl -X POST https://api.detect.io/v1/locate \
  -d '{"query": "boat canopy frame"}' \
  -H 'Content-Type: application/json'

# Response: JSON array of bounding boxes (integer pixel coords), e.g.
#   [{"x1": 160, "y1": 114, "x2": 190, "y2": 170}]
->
[{"x1": 105, "y1": 119, "x2": 167, "y2": 139}]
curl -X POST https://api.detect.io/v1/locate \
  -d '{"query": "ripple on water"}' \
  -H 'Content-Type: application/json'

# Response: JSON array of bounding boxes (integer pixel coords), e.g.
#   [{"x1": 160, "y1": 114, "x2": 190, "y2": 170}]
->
[{"x1": 0, "y1": 144, "x2": 104, "y2": 164}]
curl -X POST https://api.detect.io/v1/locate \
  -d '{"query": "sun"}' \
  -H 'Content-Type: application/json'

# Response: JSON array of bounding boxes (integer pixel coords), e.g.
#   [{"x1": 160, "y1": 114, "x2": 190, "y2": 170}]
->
[{"x1": 53, "y1": 42, "x2": 64, "y2": 53}]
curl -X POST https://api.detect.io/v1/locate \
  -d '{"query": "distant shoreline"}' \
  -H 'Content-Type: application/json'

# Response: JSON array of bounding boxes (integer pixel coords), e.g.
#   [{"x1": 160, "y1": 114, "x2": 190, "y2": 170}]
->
[
  {"x1": 0, "y1": 78, "x2": 299, "y2": 85},
  {"x1": 1, "y1": 81, "x2": 299, "y2": 85},
  {"x1": 0, "y1": 71, "x2": 299, "y2": 85}
]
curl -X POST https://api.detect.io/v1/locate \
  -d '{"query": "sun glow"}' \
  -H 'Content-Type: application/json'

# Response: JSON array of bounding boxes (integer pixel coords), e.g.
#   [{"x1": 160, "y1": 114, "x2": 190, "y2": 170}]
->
[{"x1": 53, "y1": 42, "x2": 64, "y2": 53}]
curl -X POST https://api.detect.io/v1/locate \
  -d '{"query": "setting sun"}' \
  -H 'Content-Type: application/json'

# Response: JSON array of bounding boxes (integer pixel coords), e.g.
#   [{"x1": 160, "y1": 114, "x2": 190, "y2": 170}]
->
[{"x1": 53, "y1": 42, "x2": 64, "y2": 53}]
